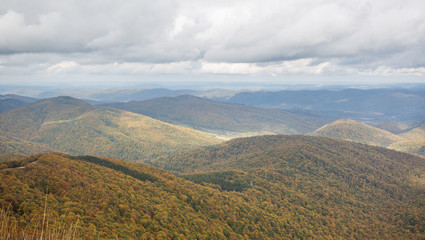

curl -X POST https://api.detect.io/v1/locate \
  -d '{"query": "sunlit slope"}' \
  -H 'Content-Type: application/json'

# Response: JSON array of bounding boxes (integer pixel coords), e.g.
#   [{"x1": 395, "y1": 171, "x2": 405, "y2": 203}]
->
[
  {"x1": 389, "y1": 139, "x2": 425, "y2": 156},
  {"x1": 0, "y1": 153, "x2": 296, "y2": 239},
  {"x1": 152, "y1": 135, "x2": 425, "y2": 239},
  {"x1": 399, "y1": 123, "x2": 425, "y2": 140},
  {"x1": 309, "y1": 119, "x2": 405, "y2": 147},
  {"x1": 0, "y1": 97, "x2": 221, "y2": 161}
]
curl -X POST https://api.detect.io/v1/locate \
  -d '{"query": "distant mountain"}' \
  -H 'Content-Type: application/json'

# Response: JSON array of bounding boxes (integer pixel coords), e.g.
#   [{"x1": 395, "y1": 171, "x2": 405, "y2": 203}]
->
[
  {"x1": 309, "y1": 119, "x2": 405, "y2": 147},
  {"x1": 152, "y1": 135, "x2": 425, "y2": 239},
  {"x1": 0, "y1": 153, "x2": 292, "y2": 239},
  {"x1": 0, "y1": 94, "x2": 38, "y2": 113},
  {"x1": 0, "y1": 97, "x2": 220, "y2": 161},
  {"x1": 102, "y1": 95, "x2": 327, "y2": 136},
  {"x1": 223, "y1": 89, "x2": 425, "y2": 122},
  {"x1": 3, "y1": 88, "x2": 196, "y2": 103}
]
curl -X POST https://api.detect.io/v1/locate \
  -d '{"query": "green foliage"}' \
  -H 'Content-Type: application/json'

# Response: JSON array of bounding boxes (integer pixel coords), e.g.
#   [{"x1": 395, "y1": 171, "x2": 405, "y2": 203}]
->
[{"x1": 152, "y1": 135, "x2": 425, "y2": 239}]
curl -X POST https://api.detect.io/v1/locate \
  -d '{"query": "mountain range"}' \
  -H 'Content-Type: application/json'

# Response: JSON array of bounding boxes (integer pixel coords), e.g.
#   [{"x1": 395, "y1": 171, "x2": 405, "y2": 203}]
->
[
  {"x1": 223, "y1": 88, "x2": 425, "y2": 122},
  {"x1": 1, "y1": 87, "x2": 425, "y2": 239},
  {"x1": 102, "y1": 95, "x2": 327, "y2": 137},
  {"x1": 0, "y1": 96, "x2": 220, "y2": 161}
]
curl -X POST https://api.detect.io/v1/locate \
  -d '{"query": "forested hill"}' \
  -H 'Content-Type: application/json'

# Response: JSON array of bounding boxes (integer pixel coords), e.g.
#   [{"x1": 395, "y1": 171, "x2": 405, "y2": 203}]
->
[
  {"x1": 101, "y1": 95, "x2": 327, "y2": 135},
  {"x1": 1, "y1": 153, "x2": 306, "y2": 239},
  {"x1": 309, "y1": 118, "x2": 405, "y2": 147},
  {"x1": 152, "y1": 135, "x2": 425, "y2": 239},
  {"x1": 0, "y1": 96, "x2": 221, "y2": 161}
]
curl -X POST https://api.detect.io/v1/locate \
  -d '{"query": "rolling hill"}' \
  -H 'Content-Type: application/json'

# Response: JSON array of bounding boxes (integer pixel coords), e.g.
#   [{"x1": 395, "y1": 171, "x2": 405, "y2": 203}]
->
[
  {"x1": 0, "y1": 96, "x2": 221, "y2": 161},
  {"x1": 151, "y1": 135, "x2": 425, "y2": 239},
  {"x1": 102, "y1": 95, "x2": 327, "y2": 136},
  {"x1": 309, "y1": 119, "x2": 405, "y2": 147},
  {"x1": 0, "y1": 153, "x2": 295, "y2": 239}
]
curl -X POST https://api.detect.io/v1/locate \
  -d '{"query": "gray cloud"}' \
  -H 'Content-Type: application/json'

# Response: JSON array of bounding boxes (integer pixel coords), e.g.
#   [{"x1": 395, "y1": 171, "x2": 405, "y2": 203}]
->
[{"x1": 0, "y1": 0, "x2": 425, "y2": 84}]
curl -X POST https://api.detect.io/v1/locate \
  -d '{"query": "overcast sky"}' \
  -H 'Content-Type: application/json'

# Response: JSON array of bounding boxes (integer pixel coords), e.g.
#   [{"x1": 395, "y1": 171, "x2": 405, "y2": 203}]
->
[{"x1": 1, "y1": 0, "x2": 425, "y2": 88}]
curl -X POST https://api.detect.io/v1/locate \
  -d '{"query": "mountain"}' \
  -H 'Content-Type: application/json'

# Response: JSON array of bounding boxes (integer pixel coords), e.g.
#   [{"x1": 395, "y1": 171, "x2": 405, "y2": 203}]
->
[
  {"x1": 152, "y1": 135, "x2": 425, "y2": 239},
  {"x1": 0, "y1": 97, "x2": 220, "y2": 161},
  {"x1": 223, "y1": 88, "x2": 425, "y2": 122},
  {"x1": 309, "y1": 119, "x2": 405, "y2": 147},
  {"x1": 0, "y1": 94, "x2": 38, "y2": 114},
  {"x1": 0, "y1": 153, "x2": 295, "y2": 239},
  {"x1": 102, "y1": 95, "x2": 327, "y2": 136}
]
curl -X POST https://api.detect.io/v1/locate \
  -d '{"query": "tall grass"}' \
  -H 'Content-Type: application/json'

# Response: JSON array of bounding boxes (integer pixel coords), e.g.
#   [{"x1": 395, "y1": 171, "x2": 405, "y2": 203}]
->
[{"x1": 0, "y1": 203, "x2": 81, "y2": 240}]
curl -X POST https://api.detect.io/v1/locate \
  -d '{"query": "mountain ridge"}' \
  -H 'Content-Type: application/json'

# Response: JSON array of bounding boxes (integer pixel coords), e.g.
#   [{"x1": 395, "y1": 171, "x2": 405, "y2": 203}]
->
[
  {"x1": 101, "y1": 95, "x2": 327, "y2": 136},
  {"x1": 0, "y1": 96, "x2": 221, "y2": 161}
]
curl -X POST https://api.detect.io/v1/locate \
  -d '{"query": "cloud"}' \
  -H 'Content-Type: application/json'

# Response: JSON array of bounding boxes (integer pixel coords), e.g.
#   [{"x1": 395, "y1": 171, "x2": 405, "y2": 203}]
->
[{"x1": 0, "y1": 0, "x2": 425, "y2": 84}]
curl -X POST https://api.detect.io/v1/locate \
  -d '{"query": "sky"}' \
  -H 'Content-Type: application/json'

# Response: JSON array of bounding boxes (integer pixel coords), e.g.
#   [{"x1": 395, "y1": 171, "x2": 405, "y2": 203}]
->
[{"x1": 0, "y1": 0, "x2": 425, "y2": 88}]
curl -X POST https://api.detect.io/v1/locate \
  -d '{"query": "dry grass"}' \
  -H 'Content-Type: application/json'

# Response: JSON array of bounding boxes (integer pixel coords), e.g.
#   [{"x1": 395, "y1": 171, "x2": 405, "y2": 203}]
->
[{"x1": 0, "y1": 202, "x2": 81, "y2": 240}]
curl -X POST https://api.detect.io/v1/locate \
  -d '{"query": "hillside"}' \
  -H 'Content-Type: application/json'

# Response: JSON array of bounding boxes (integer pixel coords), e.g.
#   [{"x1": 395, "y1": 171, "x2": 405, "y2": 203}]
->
[
  {"x1": 399, "y1": 123, "x2": 425, "y2": 140},
  {"x1": 102, "y1": 95, "x2": 326, "y2": 135},
  {"x1": 389, "y1": 139, "x2": 425, "y2": 156},
  {"x1": 152, "y1": 135, "x2": 425, "y2": 239},
  {"x1": 0, "y1": 153, "x2": 296, "y2": 239},
  {"x1": 309, "y1": 119, "x2": 405, "y2": 147},
  {"x1": 0, "y1": 97, "x2": 221, "y2": 161},
  {"x1": 0, "y1": 135, "x2": 54, "y2": 155}
]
